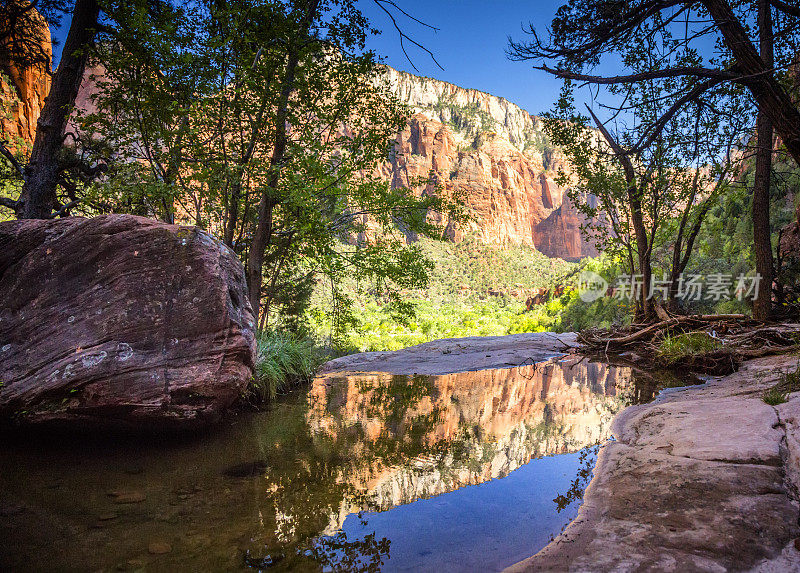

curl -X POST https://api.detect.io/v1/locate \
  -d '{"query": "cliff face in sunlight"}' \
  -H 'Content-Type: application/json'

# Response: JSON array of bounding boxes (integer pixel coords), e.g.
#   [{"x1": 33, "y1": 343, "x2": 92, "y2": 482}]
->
[
  {"x1": 307, "y1": 357, "x2": 629, "y2": 531},
  {"x1": 0, "y1": 3, "x2": 51, "y2": 156},
  {"x1": 376, "y1": 66, "x2": 597, "y2": 259}
]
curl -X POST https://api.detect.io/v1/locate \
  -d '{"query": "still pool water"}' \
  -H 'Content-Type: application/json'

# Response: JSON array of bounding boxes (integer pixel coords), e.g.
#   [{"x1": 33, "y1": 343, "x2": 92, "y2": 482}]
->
[{"x1": 0, "y1": 355, "x2": 687, "y2": 572}]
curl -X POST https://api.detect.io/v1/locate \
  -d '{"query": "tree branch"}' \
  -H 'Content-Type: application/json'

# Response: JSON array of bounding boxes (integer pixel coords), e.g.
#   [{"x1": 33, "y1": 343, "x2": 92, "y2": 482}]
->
[
  {"x1": 535, "y1": 64, "x2": 738, "y2": 85},
  {"x1": 371, "y1": 0, "x2": 443, "y2": 72},
  {"x1": 47, "y1": 198, "x2": 82, "y2": 218},
  {"x1": 585, "y1": 104, "x2": 635, "y2": 181},
  {"x1": 631, "y1": 77, "x2": 728, "y2": 153},
  {"x1": 0, "y1": 197, "x2": 19, "y2": 211},
  {"x1": 770, "y1": 0, "x2": 800, "y2": 19},
  {"x1": 0, "y1": 140, "x2": 26, "y2": 180}
]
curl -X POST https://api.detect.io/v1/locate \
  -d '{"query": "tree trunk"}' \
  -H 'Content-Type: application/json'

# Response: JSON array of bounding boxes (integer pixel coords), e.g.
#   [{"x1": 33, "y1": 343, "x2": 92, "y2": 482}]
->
[
  {"x1": 19, "y1": 0, "x2": 99, "y2": 219},
  {"x1": 246, "y1": 0, "x2": 320, "y2": 320},
  {"x1": 702, "y1": 0, "x2": 800, "y2": 167},
  {"x1": 586, "y1": 105, "x2": 652, "y2": 320},
  {"x1": 752, "y1": 120, "x2": 774, "y2": 320},
  {"x1": 751, "y1": 0, "x2": 774, "y2": 321}
]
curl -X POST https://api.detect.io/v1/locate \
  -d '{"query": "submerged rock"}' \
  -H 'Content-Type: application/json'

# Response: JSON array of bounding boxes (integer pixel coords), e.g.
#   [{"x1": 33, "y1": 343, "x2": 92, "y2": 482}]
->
[{"x1": 0, "y1": 215, "x2": 256, "y2": 430}]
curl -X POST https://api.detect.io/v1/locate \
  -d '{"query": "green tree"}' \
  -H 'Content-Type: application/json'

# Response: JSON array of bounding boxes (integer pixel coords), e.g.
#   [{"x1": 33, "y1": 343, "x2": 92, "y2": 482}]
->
[
  {"x1": 80, "y1": 0, "x2": 465, "y2": 330},
  {"x1": 508, "y1": 0, "x2": 800, "y2": 320},
  {"x1": 541, "y1": 19, "x2": 748, "y2": 319}
]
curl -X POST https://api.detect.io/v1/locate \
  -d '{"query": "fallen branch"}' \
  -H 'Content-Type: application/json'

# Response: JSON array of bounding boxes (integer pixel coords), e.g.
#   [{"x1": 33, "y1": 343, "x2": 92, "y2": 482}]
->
[{"x1": 577, "y1": 316, "x2": 797, "y2": 376}]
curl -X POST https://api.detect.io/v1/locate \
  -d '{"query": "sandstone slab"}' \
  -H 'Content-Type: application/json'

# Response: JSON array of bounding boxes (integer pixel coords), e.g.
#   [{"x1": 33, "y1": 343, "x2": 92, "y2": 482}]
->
[
  {"x1": 506, "y1": 355, "x2": 800, "y2": 572},
  {"x1": 319, "y1": 332, "x2": 577, "y2": 376},
  {"x1": 0, "y1": 215, "x2": 256, "y2": 430}
]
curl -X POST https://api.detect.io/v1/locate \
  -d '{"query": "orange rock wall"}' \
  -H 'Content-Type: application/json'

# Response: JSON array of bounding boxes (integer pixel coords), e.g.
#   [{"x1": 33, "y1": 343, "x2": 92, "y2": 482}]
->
[
  {"x1": 0, "y1": 3, "x2": 51, "y2": 155},
  {"x1": 379, "y1": 67, "x2": 596, "y2": 258}
]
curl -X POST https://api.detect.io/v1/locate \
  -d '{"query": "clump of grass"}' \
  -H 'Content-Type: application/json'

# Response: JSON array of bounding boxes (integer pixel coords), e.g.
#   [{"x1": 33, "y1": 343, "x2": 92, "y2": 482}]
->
[
  {"x1": 763, "y1": 387, "x2": 789, "y2": 405},
  {"x1": 249, "y1": 331, "x2": 324, "y2": 403},
  {"x1": 657, "y1": 332, "x2": 722, "y2": 362},
  {"x1": 763, "y1": 361, "x2": 800, "y2": 405},
  {"x1": 777, "y1": 361, "x2": 800, "y2": 393}
]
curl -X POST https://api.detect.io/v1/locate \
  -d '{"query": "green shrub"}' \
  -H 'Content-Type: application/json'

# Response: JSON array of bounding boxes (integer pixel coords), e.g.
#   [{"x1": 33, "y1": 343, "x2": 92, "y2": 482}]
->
[
  {"x1": 657, "y1": 332, "x2": 722, "y2": 362},
  {"x1": 769, "y1": 361, "x2": 800, "y2": 395},
  {"x1": 763, "y1": 387, "x2": 789, "y2": 405},
  {"x1": 250, "y1": 331, "x2": 324, "y2": 403}
]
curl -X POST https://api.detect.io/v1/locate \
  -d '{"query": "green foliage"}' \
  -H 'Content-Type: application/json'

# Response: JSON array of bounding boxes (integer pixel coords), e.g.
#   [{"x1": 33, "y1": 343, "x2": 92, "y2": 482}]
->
[
  {"x1": 432, "y1": 94, "x2": 496, "y2": 137},
  {"x1": 523, "y1": 129, "x2": 554, "y2": 156},
  {"x1": 761, "y1": 361, "x2": 800, "y2": 405},
  {"x1": 419, "y1": 236, "x2": 574, "y2": 301},
  {"x1": 693, "y1": 154, "x2": 800, "y2": 309},
  {"x1": 0, "y1": 70, "x2": 25, "y2": 220},
  {"x1": 308, "y1": 245, "x2": 633, "y2": 352},
  {"x1": 763, "y1": 387, "x2": 789, "y2": 406},
  {"x1": 250, "y1": 331, "x2": 324, "y2": 403},
  {"x1": 76, "y1": 0, "x2": 467, "y2": 335},
  {"x1": 656, "y1": 332, "x2": 722, "y2": 362}
]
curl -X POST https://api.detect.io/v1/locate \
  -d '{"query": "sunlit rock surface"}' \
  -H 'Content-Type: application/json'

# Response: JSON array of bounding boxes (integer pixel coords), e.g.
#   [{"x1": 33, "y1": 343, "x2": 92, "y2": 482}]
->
[
  {"x1": 0, "y1": 214, "x2": 256, "y2": 429},
  {"x1": 320, "y1": 332, "x2": 578, "y2": 375},
  {"x1": 378, "y1": 67, "x2": 598, "y2": 258},
  {"x1": 508, "y1": 354, "x2": 800, "y2": 572}
]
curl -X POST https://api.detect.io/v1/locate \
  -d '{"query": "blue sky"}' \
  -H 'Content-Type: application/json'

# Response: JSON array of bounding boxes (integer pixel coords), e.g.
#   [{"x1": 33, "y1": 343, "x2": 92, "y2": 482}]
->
[
  {"x1": 360, "y1": 0, "x2": 568, "y2": 115},
  {"x1": 52, "y1": 1, "x2": 568, "y2": 116}
]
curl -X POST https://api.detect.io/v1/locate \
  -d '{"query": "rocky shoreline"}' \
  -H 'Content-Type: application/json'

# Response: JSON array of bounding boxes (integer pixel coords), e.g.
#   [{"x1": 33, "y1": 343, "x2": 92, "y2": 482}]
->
[{"x1": 507, "y1": 354, "x2": 800, "y2": 572}]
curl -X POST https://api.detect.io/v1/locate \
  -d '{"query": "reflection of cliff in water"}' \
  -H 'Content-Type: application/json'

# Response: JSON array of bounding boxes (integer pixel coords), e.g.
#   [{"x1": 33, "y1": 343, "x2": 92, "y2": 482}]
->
[{"x1": 307, "y1": 356, "x2": 631, "y2": 526}]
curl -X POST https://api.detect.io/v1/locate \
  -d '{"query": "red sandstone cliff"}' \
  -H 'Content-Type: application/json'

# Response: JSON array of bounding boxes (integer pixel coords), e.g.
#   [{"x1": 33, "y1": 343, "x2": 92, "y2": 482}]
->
[
  {"x1": 0, "y1": 2, "x2": 51, "y2": 155},
  {"x1": 379, "y1": 67, "x2": 596, "y2": 258}
]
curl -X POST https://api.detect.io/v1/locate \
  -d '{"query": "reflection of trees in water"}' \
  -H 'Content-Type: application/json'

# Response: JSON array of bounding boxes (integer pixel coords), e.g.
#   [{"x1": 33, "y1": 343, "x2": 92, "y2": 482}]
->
[
  {"x1": 553, "y1": 445, "x2": 599, "y2": 513},
  {"x1": 355, "y1": 374, "x2": 446, "y2": 463},
  {"x1": 242, "y1": 373, "x2": 441, "y2": 570},
  {"x1": 305, "y1": 530, "x2": 390, "y2": 573},
  {"x1": 244, "y1": 529, "x2": 390, "y2": 572}
]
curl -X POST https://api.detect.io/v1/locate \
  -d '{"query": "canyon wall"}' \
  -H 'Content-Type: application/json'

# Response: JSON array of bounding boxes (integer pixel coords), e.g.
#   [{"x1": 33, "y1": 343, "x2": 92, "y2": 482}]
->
[
  {"x1": 0, "y1": 2, "x2": 51, "y2": 155},
  {"x1": 377, "y1": 66, "x2": 597, "y2": 259}
]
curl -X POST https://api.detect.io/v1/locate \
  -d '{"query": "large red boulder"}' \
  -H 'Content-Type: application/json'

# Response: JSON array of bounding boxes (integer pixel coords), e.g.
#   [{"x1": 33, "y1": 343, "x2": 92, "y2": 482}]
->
[{"x1": 0, "y1": 215, "x2": 256, "y2": 430}]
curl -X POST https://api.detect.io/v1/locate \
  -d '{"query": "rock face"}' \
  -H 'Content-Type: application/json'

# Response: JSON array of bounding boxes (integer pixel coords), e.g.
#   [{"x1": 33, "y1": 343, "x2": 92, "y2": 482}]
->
[
  {"x1": 0, "y1": 215, "x2": 257, "y2": 429},
  {"x1": 507, "y1": 354, "x2": 800, "y2": 572},
  {"x1": 0, "y1": 1, "x2": 52, "y2": 154},
  {"x1": 379, "y1": 67, "x2": 597, "y2": 258},
  {"x1": 319, "y1": 331, "x2": 578, "y2": 375},
  {"x1": 780, "y1": 203, "x2": 800, "y2": 261},
  {"x1": 534, "y1": 193, "x2": 600, "y2": 260}
]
